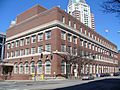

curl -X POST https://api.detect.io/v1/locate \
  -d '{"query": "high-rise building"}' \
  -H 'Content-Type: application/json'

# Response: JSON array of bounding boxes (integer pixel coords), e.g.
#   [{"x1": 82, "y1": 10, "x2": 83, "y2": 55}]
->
[{"x1": 67, "y1": 0, "x2": 95, "y2": 30}]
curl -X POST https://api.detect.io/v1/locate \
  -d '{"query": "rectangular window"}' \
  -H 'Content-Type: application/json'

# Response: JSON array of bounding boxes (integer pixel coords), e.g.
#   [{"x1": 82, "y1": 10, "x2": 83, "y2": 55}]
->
[
  {"x1": 73, "y1": 36, "x2": 77, "y2": 44},
  {"x1": 67, "y1": 34, "x2": 71, "y2": 42},
  {"x1": 7, "y1": 43, "x2": 11, "y2": 49},
  {"x1": 11, "y1": 51, "x2": 14, "y2": 57},
  {"x1": 67, "y1": 46, "x2": 71, "y2": 54},
  {"x1": 61, "y1": 31, "x2": 66, "y2": 40},
  {"x1": 62, "y1": 16, "x2": 65, "y2": 23},
  {"x1": 26, "y1": 37, "x2": 30, "y2": 45},
  {"x1": 25, "y1": 48, "x2": 29, "y2": 55},
  {"x1": 80, "y1": 39, "x2": 83, "y2": 46},
  {"x1": 45, "y1": 31, "x2": 51, "y2": 40},
  {"x1": 20, "y1": 39, "x2": 24, "y2": 46},
  {"x1": 38, "y1": 33, "x2": 43, "y2": 42},
  {"x1": 15, "y1": 50, "x2": 19, "y2": 57},
  {"x1": 31, "y1": 47, "x2": 36, "y2": 54},
  {"x1": 31, "y1": 35, "x2": 36, "y2": 43},
  {"x1": 73, "y1": 48, "x2": 77, "y2": 55},
  {"x1": 7, "y1": 52, "x2": 10, "y2": 58},
  {"x1": 80, "y1": 28, "x2": 82, "y2": 33},
  {"x1": 61, "y1": 44, "x2": 66, "y2": 52},
  {"x1": 20, "y1": 49, "x2": 24, "y2": 56},
  {"x1": 74, "y1": 23, "x2": 76, "y2": 29},
  {"x1": 68, "y1": 19, "x2": 71, "y2": 26},
  {"x1": 16, "y1": 40, "x2": 19, "y2": 47},
  {"x1": 38, "y1": 45, "x2": 43, "y2": 53},
  {"x1": 11, "y1": 42, "x2": 14, "y2": 48},
  {"x1": 45, "y1": 44, "x2": 51, "y2": 52}
]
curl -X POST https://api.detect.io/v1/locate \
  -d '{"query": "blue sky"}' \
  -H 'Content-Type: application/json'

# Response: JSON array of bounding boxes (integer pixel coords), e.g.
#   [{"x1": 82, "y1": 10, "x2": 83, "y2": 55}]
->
[{"x1": 0, "y1": 0, "x2": 120, "y2": 49}]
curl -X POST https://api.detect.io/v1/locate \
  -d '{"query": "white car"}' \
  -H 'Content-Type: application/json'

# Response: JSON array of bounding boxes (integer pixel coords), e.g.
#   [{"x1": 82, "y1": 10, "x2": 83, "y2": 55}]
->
[{"x1": 82, "y1": 74, "x2": 94, "y2": 80}]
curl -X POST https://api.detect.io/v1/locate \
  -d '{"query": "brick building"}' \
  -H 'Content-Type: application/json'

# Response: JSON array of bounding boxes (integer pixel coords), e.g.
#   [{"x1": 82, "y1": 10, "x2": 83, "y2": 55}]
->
[{"x1": 3, "y1": 5, "x2": 119, "y2": 80}]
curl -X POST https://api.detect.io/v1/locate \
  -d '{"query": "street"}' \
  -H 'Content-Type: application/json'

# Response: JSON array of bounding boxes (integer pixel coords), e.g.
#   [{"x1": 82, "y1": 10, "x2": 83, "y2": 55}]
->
[{"x1": 0, "y1": 76, "x2": 119, "y2": 90}]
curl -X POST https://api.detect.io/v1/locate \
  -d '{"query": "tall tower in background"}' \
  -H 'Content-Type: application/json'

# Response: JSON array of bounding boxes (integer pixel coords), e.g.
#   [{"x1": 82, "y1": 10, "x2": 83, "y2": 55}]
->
[{"x1": 67, "y1": 0, "x2": 95, "y2": 30}]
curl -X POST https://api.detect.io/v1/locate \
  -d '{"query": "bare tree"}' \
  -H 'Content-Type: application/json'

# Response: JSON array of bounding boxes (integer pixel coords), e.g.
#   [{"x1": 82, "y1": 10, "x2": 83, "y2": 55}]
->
[{"x1": 101, "y1": 0, "x2": 120, "y2": 16}]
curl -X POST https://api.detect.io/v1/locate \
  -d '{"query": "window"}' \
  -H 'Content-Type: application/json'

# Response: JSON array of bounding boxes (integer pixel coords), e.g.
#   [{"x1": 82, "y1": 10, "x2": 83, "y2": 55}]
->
[
  {"x1": 19, "y1": 63, "x2": 23, "y2": 74},
  {"x1": 38, "y1": 45, "x2": 43, "y2": 53},
  {"x1": 80, "y1": 28, "x2": 82, "y2": 33},
  {"x1": 16, "y1": 40, "x2": 19, "y2": 47},
  {"x1": 30, "y1": 61, "x2": 35, "y2": 74},
  {"x1": 26, "y1": 37, "x2": 30, "y2": 45},
  {"x1": 73, "y1": 48, "x2": 77, "y2": 55},
  {"x1": 61, "y1": 61, "x2": 66, "y2": 74},
  {"x1": 20, "y1": 39, "x2": 24, "y2": 46},
  {"x1": 68, "y1": 19, "x2": 71, "y2": 26},
  {"x1": 88, "y1": 32, "x2": 90, "y2": 37},
  {"x1": 67, "y1": 34, "x2": 71, "y2": 42},
  {"x1": 38, "y1": 33, "x2": 43, "y2": 42},
  {"x1": 31, "y1": 47, "x2": 36, "y2": 54},
  {"x1": 61, "y1": 44, "x2": 66, "y2": 52},
  {"x1": 67, "y1": 46, "x2": 72, "y2": 54},
  {"x1": 11, "y1": 42, "x2": 14, "y2": 48},
  {"x1": 7, "y1": 43, "x2": 10, "y2": 49},
  {"x1": 25, "y1": 62, "x2": 29, "y2": 74},
  {"x1": 11, "y1": 51, "x2": 14, "y2": 57},
  {"x1": 45, "y1": 44, "x2": 51, "y2": 52},
  {"x1": 73, "y1": 36, "x2": 77, "y2": 44},
  {"x1": 15, "y1": 50, "x2": 19, "y2": 57},
  {"x1": 14, "y1": 63, "x2": 18, "y2": 74},
  {"x1": 45, "y1": 60, "x2": 51, "y2": 74},
  {"x1": 62, "y1": 16, "x2": 65, "y2": 23},
  {"x1": 80, "y1": 39, "x2": 83, "y2": 46},
  {"x1": 74, "y1": 23, "x2": 76, "y2": 29},
  {"x1": 7, "y1": 52, "x2": 10, "y2": 58},
  {"x1": 88, "y1": 43, "x2": 91, "y2": 49},
  {"x1": 37, "y1": 60, "x2": 42, "y2": 74},
  {"x1": 25, "y1": 48, "x2": 29, "y2": 55},
  {"x1": 92, "y1": 44, "x2": 94, "y2": 50},
  {"x1": 20, "y1": 49, "x2": 24, "y2": 56},
  {"x1": 45, "y1": 31, "x2": 51, "y2": 40},
  {"x1": 84, "y1": 30, "x2": 86, "y2": 35},
  {"x1": 31, "y1": 35, "x2": 36, "y2": 43},
  {"x1": 84, "y1": 41, "x2": 87, "y2": 48},
  {"x1": 61, "y1": 31, "x2": 66, "y2": 40}
]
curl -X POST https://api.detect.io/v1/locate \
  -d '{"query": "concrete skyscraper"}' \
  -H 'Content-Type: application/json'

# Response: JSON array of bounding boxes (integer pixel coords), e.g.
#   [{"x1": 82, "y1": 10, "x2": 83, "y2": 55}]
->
[{"x1": 67, "y1": 0, "x2": 95, "y2": 30}]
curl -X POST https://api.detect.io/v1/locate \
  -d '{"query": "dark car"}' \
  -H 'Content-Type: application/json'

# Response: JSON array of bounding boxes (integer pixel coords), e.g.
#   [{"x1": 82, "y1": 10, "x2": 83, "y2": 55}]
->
[
  {"x1": 113, "y1": 72, "x2": 120, "y2": 76},
  {"x1": 82, "y1": 74, "x2": 94, "y2": 80}
]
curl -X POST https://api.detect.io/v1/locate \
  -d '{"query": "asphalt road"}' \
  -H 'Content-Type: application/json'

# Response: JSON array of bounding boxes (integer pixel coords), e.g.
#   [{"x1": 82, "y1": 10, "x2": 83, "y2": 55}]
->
[
  {"x1": 55, "y1": 78, "x2": 120, "y2": 90},
  {"x1": 0, "y1": 76, "x2": 120, "y2": 90}
]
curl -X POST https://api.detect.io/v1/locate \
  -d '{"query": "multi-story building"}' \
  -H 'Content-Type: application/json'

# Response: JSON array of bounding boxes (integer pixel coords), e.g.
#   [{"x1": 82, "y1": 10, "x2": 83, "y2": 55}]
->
[
  {"x1": 0, "y1": 32, "x2": 6, "y2": 61},
  {"x1": 3, "y1": 5, "x2": 119, "y2": 80},
  {"x1": 67, "y1": 0, "x2": 95, "y2": 30}
]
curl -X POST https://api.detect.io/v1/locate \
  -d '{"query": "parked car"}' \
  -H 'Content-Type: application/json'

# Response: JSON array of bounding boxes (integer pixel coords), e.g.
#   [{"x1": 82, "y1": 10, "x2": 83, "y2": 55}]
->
[
  {"x1": 82, "y1": 74, "x2": 94, "y2": 80},
  {"x1": 100, "y1": 73, "x2": 111, "y2": 77},
  {"x1": 113, "y1": 72, "x2": 120, "y2": 76}
]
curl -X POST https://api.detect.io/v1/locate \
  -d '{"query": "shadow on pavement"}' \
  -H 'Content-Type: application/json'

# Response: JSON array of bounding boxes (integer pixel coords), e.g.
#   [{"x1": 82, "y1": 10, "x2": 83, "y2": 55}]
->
[{"x1": 54, "y1": 78, "x2": 120, "y2": 90}]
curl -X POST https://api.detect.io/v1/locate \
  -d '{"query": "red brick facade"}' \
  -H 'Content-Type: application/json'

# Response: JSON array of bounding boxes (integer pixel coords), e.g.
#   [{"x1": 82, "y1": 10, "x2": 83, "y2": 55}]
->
[{"x1": 3, "y1": 5, "x2": 119, "y2": 80}]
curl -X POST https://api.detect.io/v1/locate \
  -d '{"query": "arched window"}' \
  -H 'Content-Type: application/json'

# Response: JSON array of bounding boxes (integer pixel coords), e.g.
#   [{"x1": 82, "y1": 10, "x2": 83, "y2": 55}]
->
[
  {"x1": 61, "y1": 61, "x2": 66, "y2": 74},
  {"x1": 19, "y1": 63, "x2": 23, "y2": 74},
  {"x1": 14, "y1": 63, "x2": 18, "y2": 74},
  {"x1": 45, "y1": 60, "x2": 51, "y2": 74},
  {"x1": 24, "y1": 62, "x2": 29, "y2": 74},
  {"x1": 30, "y1": 61, "x2": 35, "y2": 74},
  {"x1": 37, "y1": 60, "x2": 42, "y2": 74}
]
